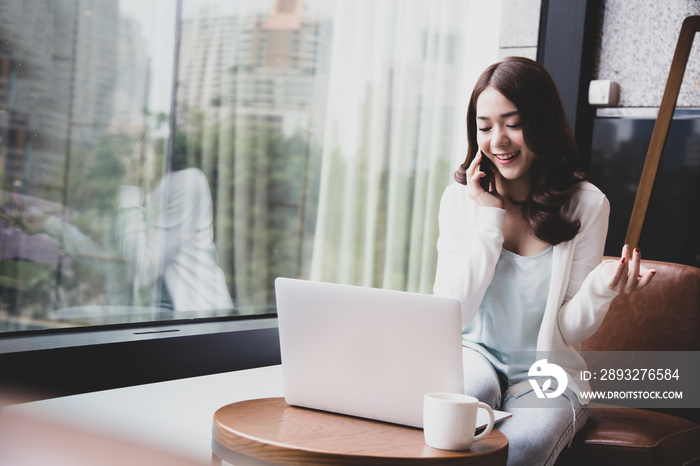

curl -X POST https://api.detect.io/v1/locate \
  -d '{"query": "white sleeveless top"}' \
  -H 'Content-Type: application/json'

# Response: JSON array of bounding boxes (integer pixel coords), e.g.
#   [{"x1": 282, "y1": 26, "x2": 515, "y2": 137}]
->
[{"x1": 462, "y1": 246, "x2": 553, "y2": 384}]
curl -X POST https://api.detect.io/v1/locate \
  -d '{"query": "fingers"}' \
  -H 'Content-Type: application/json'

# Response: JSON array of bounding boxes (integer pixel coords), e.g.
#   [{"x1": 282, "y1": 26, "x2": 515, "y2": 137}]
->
[
  {"x1": 606, "y1": 244, "x2": 657, "y2": 293},
  {"x1": 602, "y1": 244, "x2": 628, "y2": 291},
  {"x1": 466, "y1": 151, "x2": 486, "y2": 191},
  {"x1": 464, "y1": 150, "x2": 504, "y2": 208},
  {"x1": 637, "y1": 265, "x2": 657, "y2": 289},
  {"x1": 469, "y1": 170, "x2": 486, "y2": 190},
  {"x1": 608, "y1": 252, "x2": 627, "y2": 286},
  {"x1": 466, "y1": 151, "x2": 482, "y2": 180},
  {"x1": 626, "y1": 247, "x2": 642, "y2": 290}
]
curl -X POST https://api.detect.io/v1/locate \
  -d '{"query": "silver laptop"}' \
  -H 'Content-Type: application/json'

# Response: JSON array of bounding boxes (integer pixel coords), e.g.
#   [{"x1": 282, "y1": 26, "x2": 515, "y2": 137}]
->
[{"x1": 275, "y1": 277, "x2": 465, "y2": 428}]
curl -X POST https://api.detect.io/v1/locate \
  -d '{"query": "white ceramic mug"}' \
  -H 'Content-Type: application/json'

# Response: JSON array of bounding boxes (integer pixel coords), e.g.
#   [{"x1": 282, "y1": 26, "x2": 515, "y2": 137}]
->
[{"x1": 423, "y1": 392, "x2": 496, "y2": 451}]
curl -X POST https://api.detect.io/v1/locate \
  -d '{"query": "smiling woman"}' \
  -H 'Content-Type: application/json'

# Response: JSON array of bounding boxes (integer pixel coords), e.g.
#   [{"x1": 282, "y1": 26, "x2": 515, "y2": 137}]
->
[
  {"x1": 475, "y1": 89, "x2": 535, "y2": 205},
  {"x1": 434, "y1": 55, "x2": 656, "y2": 466},
  {"x1": 458, "y1": 57, "x2": 583, "y2": 251}
]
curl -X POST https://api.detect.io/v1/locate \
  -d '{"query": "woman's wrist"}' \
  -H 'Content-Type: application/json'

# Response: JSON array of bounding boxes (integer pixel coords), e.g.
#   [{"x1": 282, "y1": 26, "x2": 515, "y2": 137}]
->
[{"x1": 476, "y1": 204, "x2": 506, "y2": 234}]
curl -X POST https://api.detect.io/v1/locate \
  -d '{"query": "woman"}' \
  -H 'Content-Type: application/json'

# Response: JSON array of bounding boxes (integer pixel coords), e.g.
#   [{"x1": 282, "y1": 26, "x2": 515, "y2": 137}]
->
[
  {"x1": 116, "y1": 135, "x2": 234, "y2": 312},
  {"x1": 433, "y1": 56, "x2": 655, "y2": 465},
  {"x1": 116, "y1": 166, "x2": 234, "y2": 312}
]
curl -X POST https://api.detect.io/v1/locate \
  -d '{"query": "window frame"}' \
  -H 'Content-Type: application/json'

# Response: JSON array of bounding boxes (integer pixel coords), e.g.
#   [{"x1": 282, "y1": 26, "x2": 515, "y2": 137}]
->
[
  {"x1": 0, "y1": 317, "x2": 280, "y2": 401},
  {"x1": 537, "y1": 0, "x2": 601, "y2": 168}
]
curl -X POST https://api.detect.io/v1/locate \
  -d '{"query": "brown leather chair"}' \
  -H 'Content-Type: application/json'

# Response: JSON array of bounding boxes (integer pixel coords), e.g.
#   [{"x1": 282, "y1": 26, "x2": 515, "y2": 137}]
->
[{"x1": 555, "y1": 259, "x2": 700, "y2": 466}]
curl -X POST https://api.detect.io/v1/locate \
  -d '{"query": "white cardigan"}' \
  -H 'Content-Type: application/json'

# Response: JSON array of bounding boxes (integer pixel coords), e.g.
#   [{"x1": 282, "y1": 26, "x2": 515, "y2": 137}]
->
[
  {"x1": 433, "y1": 181, "x2": 618, "y2": 400},
  {"x1": 117, "y1": 169, "x2": 234, "y2": 312}
]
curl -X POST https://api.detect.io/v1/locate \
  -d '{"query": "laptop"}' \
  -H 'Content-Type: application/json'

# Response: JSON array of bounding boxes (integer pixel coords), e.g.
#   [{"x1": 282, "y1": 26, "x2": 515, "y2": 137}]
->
[{"x1": 275, "y1": 277, "x2": 510, "y2": 429}]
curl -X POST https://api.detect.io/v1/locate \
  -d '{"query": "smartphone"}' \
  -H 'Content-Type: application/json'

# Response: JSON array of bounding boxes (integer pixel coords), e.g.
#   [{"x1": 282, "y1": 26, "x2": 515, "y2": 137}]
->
[{"x1": 478, "y1": 151, "x2": 495, "y2": 191}]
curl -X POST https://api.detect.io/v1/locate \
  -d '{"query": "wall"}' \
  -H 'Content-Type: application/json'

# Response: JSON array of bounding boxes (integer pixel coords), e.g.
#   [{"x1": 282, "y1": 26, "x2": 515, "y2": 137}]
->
[
  {"x1": 498, "y1": 0, "x2": 700, "y2": 107},
  {"x1": 495, "y1": 0, "x2": 700, "y2": 168},
  {"x1": 594, "y1": 0, "x2": 700, "y2": 107},
  {"x1": 498, "y1": 0, "x2": 540, "y2": 60},
  {"x1": 589, "y1": 1, "x2": 700, "y2": 268}
]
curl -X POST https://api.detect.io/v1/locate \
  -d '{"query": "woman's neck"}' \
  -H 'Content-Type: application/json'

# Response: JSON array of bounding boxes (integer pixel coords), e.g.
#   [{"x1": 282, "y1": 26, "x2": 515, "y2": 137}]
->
[{"x1": 495, "y1": 172, "x2": 531, "y2": 207}]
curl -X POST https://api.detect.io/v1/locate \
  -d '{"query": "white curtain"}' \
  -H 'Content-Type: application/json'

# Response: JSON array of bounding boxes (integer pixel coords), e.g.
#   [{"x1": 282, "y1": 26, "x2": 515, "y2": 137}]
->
[
  {"x1": 309, "y1": 0, "x2": 501, "y2": 293},
  {"x1": 181, "y1": 0, "x2": 502, "y2": 312}
]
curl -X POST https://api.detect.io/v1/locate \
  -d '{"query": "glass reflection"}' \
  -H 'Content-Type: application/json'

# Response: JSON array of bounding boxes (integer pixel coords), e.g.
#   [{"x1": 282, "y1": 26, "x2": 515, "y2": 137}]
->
[
  {"x1": 0, "y1": 0, "x2": 333, "y2": 330},
  {"x1": 0, "y1": 0, "x2": 504, "y2": 333}
]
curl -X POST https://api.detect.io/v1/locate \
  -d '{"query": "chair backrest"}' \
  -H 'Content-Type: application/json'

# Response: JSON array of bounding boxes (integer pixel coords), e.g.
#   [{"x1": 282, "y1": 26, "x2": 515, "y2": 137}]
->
[
  {"x1": 582, "y1": 259, "x2": 700, "y2": 351},
  {"x1": 625, "y1": 16, "x2": 700, "y2": 250}
]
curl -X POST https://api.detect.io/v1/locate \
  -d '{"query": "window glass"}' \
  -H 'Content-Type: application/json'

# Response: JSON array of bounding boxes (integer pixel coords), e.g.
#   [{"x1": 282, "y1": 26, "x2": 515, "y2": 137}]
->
[{"x1": 0, "y1": 0, "x2": 503, "y2": 333}]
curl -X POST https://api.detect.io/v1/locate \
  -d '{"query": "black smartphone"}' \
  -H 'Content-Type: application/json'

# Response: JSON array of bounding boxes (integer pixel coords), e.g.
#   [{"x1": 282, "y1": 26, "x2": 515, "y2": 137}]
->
[{"x1": 478, "y1": 151, "x2": 495, "y2": 191}]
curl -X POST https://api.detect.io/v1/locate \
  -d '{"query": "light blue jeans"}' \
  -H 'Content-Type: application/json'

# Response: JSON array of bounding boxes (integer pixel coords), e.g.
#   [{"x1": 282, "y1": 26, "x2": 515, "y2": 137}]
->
[{"x1": 463, "y1": 347, "x2": 588, "y2": 466}]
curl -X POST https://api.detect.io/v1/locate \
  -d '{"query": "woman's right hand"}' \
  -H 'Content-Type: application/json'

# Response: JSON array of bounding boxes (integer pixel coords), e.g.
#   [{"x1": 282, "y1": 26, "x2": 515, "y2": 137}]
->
[{"x1": 466, "y1": 150, "x2": 504, "y2": 209}]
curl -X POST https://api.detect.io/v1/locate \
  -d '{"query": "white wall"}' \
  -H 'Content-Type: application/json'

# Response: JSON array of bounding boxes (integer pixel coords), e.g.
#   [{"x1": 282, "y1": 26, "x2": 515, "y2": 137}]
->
[{"x1": 594, "y1": 0, "x2": 700, "y2": 107}]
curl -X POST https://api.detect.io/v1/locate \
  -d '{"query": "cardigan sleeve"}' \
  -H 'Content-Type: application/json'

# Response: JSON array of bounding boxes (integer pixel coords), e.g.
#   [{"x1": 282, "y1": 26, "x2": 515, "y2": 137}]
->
[
  {"x1": 116, "y1": 169, "x2": 207, "y2": 288},
  {"x1": 433, "y1": 183, "x2": 506, "y2": 329},
  {"x1": 557, "y1": 185, "x2": 619, "y2": 345}
]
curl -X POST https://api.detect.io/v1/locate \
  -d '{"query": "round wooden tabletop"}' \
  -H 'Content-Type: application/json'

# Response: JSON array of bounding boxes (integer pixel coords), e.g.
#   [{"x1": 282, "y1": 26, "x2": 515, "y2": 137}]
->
[{"x1": 212, "y1": 397, "x2": 508, "y2": 465}]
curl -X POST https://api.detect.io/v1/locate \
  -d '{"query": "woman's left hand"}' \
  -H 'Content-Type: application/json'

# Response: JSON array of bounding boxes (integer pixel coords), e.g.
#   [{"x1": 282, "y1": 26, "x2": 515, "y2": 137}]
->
[{"x1": 601, "y1": 245, "x2": 656, "y2": 293}]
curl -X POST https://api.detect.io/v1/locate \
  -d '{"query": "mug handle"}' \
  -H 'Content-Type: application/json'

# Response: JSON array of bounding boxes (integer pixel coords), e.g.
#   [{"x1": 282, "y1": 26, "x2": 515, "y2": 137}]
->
[{"x1": 472, "y1": 402, "x2": 495, "y2": 441}]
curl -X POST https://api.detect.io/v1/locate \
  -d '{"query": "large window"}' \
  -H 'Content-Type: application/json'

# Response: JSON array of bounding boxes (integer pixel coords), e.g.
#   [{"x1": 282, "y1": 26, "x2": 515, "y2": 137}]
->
[{"x1": 0, "y1": 0, "x2": 504, "y2": 335}]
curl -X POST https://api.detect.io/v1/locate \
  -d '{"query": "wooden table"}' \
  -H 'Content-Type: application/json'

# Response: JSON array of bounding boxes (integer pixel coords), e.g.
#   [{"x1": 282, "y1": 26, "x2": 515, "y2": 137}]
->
[{"x1": 212, "y1": 397, "x2": 508, "y2": 465}]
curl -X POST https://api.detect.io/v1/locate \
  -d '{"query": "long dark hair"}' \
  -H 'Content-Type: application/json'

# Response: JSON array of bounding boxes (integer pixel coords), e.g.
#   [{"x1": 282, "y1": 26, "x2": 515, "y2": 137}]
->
[{"x1": 456, "y1": 56, "x2": 584, "y2": 245}]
